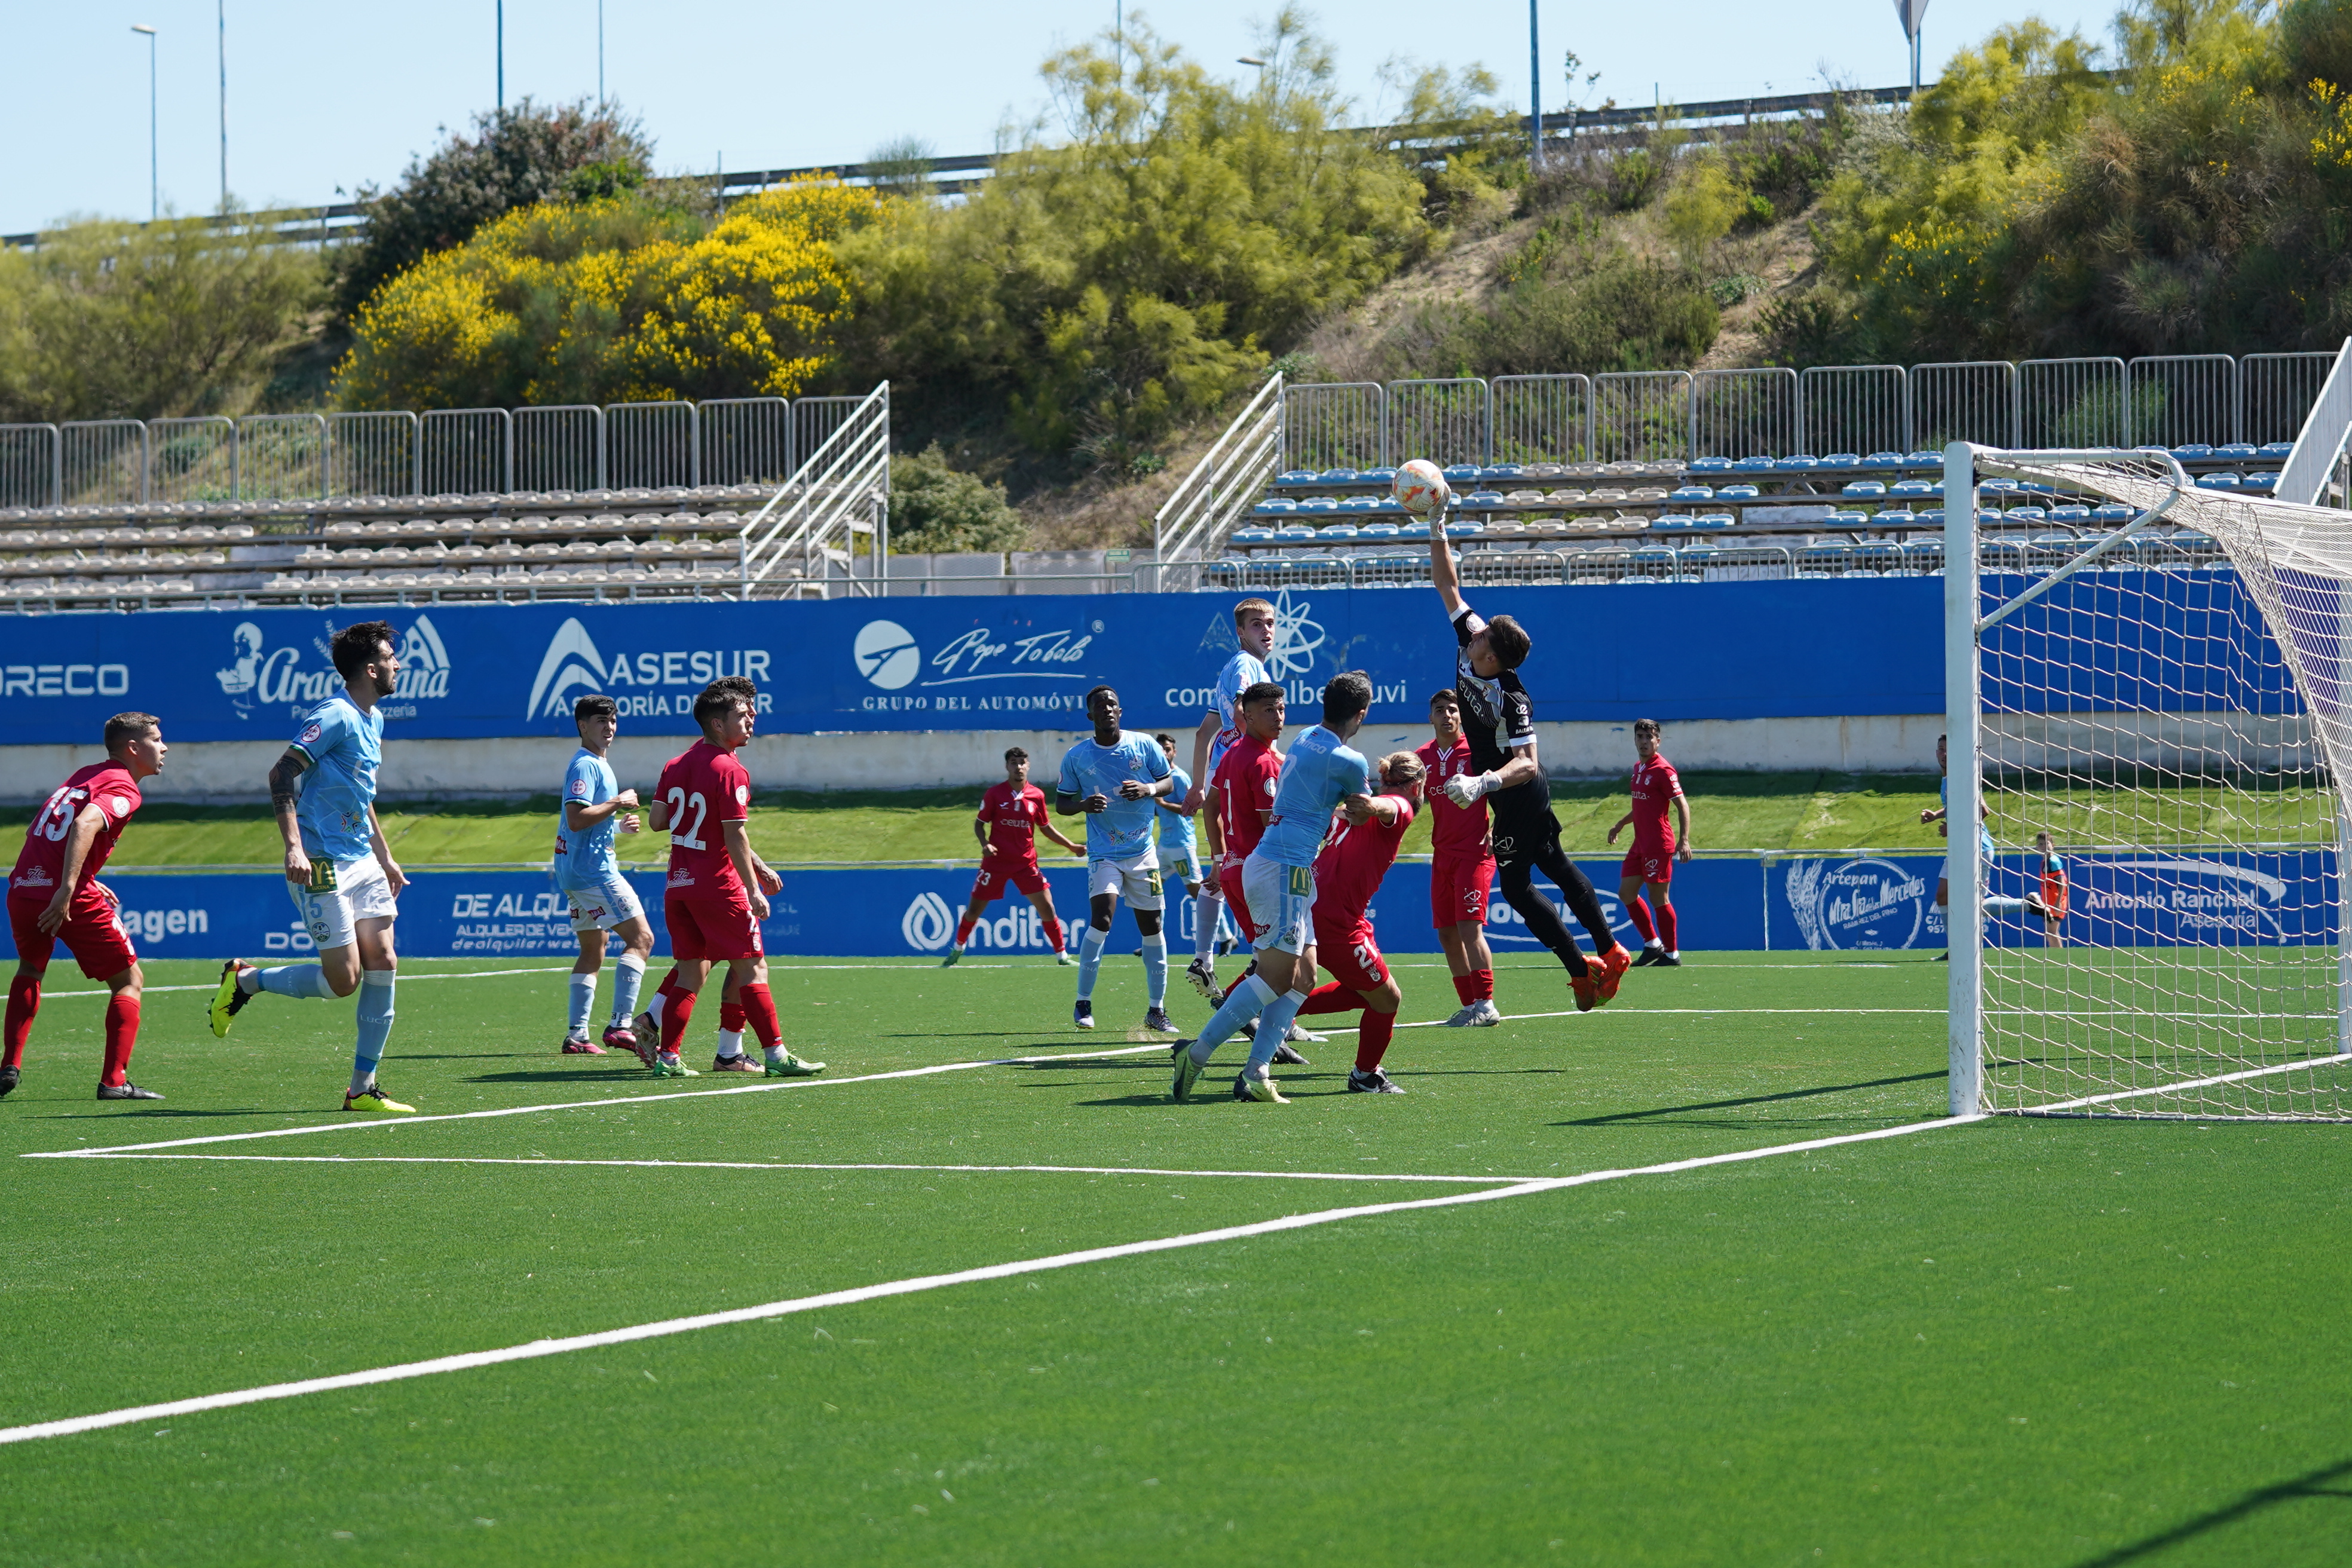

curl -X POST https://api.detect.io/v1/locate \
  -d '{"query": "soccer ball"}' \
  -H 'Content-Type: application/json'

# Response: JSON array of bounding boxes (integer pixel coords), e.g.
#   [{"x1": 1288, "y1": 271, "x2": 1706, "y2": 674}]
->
[{"x1": 1393, "y1": 458, "x2": 1450, "y2": 517}]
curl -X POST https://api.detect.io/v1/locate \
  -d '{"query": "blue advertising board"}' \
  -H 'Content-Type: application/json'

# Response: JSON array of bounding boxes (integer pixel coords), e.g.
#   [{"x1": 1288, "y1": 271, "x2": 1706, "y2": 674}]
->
[
  {"x1": 2, "y1": 849, "x2": 2326, "y2": 966},
  {"x1": 0, "y1": 578, "x2": 1946, "y2": 745}
]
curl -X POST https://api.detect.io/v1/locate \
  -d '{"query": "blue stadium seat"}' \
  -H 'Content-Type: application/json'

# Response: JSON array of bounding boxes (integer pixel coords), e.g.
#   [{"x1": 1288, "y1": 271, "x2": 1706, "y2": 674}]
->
[
  {"x1": 1731, "y1": 455, "x2": 1778, "y2": 473},
  {"x1": 2195, "y1": 472, "x2": 2241, "y2": 490},
  {"x1": 1670, "y1": 485, "x2": 1714, "y2": 501},
  {"x1": 1460, "y1": 491, "x2": 1507, "y2": 508},
  {"x1": 1981, "y1": 478, "x2": 2019, "y2": 494},
  {"x1": 1397, "y1": 520, "x2": 1432, "y2": 540},
  {"x1": 2089, "y1": 503, "x2": 2133, "y2": 523},
  {"x1": 1694, "y1": 512, "x2": 1736, "y2": 529},
  {"x1": 1359, "y1": 522, "x2": 1400, "y2": 540},
  {"x1": 1863, "y1": 451, "x2": 1906, "y2": 469},
  {"x1": 1913, "y1": 509, "x2": 1945, "y2": 526},
  {"x1": 1339, "y1": 494, "x2": 1380, "y2": 511},
  {"x1": 2241, "y1": 471, "x2": 2278, "y2": 492},
  {"x1": 2002, "y1": 506, "x2": 2049, "y2": 525},
  {"x1": 1890, "y1": 479, "x2": 1936, "y2": 497},
  {"x1": 1842, "y1": 480, "x2": 1887, "y2": 498},
  {"x1": 1274, "y1": 523, "x2": 1319, "y2": 541},
  {"x1": 1719, "y1": 483, "x2": 1760, "y2": 500},
  {"x1": 1364, "y1": 467, "x2": 1398, "y2": 483},
  {"x1": 2258, "y1": 441, "x2": 2295, "y2": 460},
  {"x1": 1375, "y1": 497, "x2": 1408, "y2": 512},
  {"x1": 1230, "y1": 526, "x2": 1275, "y2": 544},
  {"x1": 1904, "y1": 450, "x2": 1941, "y2": 465},
  {"x1": 1824, "y1": 511, "x2": 1872, "y2": 527},
  {"x1": 1254, "y1": 498, "x2": 1296, "y2": 514},
  {"x1": 1481, "y1": 464, "x2": 1524, "y2": 482},
  {"x1": 1876, "y1": 509, "x2": 1918, "y2": 526},
  {"x1": 2215, "y1": 443, "x2": 2257, "y2": 461},
  {"x1": 1443, "y1": 520, "x2": 1484, "y2": 538},
  {"x1": 1690, "y1": 455, "x2": 1733, "y2": 473},
  {"x1": 1649, "y1": 513, "x2": 1696, "y2": 531},
  {"x1": 1441, "y1": 464, "x2": 1481, "y2": 483},
  {"x1": 2170, "y1": 444, "x2": 2213, "y2": 460},
  {"x1": 1298, "y1": 497, "x2": 1339, "y2": 514},
  {"x1": 1976, "y1": 509, "x2": 2007, "y2": 526},
  {"x1": 1821, "y1": 453, "x2": 1861, "y2": 467},
  {"x1": 1319, "y1": 524, "x2": 1360, "y2": 541},
  {"x1": 1775, "y1": 454, "x2": 1822, "y2": 471},
  {"x1": 1275, "y1": 470, "x2": 1319, "y2": 485},
  {"x1": 2047, "y1": 505, "x2": 2091, "y2": 523}
]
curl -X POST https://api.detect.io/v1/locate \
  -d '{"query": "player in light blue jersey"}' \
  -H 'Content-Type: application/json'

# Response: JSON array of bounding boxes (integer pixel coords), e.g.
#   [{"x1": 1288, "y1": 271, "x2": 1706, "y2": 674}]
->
[
  {"x1": 1175, "y1": 670, "x2": 1381, "y2": 1105},
  {"x1": 552, "y1": 694, "x2": 656, "y2": 1058},
  {"x1": 1183, "y1": 598, "x2": 1278, "y2": 991},
  {"x1": 1056, "y1": 686, "x2": 1175, "y2": 1034},
  {"x1": 207, "y1": 620, "x2": 415, "y2": 1114}
]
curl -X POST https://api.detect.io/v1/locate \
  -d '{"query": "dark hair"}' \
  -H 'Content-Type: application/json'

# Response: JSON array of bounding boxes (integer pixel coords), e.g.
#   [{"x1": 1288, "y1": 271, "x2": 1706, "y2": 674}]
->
[
  {"x1": 710, "y1": 674, "x2": 757, "y2": 702},
  {"x1": 330, "y1": 620, "x2": 396, "y2": 680},
  {"x1": 1322, "y1": 670, "x2": 1373, "y2": 727},
  {"x1": 1004, "y1": 746, "x2": 1029, "y2": 764},
  {"x1": 1085, "y1": 684, "x2": 1117, "y2": 713},
  {"x1": 1239, "y1": 680, "x2": 1284, "y2": 709},
  {"x1": 1156, "y1": 733, "x2": 1177, "y2": 751},
  {"x1": 103, "y1": 711, "x2": 159, "y2": 756},
  {"x1": 574, "y1": 694, "x2": 617, "y2": 724},
  {"x1": 1633, "y1": 717, "x2": 1661, "y2": 737},
  {"x1": 693, "y1": 680, "x2": 748, "y2": 727},
  {"x1": 1428, "y1": 688, "x2": 1459, "y2": 709},
  {"x1": 1483, "y1": 614, "x2": 1532, "y2": 670}
]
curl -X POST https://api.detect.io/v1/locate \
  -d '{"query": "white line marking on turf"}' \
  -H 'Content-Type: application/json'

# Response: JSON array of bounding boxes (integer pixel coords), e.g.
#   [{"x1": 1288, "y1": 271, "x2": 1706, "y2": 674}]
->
[
  {"x1": 61, "y1": 1154, "x2": 1530, "y2": 1184},
  {"x1": 2018, "y1": 1051, "x2": 2352, "y2": 1114},
  {"x1": 20, "y1": 1043, "x2": 1181, "y2": 1159},
  {"x1": 47, "y1": 964, "x2": 573, "y2": 998},
  {"x1": 0, "y1": 1111, "x2": 1979, "y2": 1447}
]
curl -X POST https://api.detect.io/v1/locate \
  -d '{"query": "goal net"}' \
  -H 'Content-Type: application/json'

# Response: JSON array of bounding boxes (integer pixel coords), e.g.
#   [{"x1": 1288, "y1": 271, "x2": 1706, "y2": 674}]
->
[{"x1": 1948, "y1": 446, "x2": 2352, "y2": 1119}]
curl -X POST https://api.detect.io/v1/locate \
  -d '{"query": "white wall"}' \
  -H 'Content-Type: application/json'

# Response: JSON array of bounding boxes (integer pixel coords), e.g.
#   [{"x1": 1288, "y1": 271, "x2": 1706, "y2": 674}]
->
[{"x1": 0, "y1": 717, "x2": 1944, "y2": 804}]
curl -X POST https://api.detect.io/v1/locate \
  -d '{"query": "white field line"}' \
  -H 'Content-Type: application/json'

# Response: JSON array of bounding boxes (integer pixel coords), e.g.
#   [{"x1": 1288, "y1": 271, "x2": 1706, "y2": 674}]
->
[
  {"x1": 47, "y1": 964, "x2": 573, "y2": 999},
  {"x1": 63, "y1": 1154, "x2": 1531, "y2": 1184},
  {"x1": 0, "y1": 1111, "x2": 1978, "y2": 1447},
  {"x1": 20, "y1": 1043, "x2": 1180, "y2": 1159},
  {"x1": 2013, "y1": 1051, "x2": 2352, "y2": 1114}
]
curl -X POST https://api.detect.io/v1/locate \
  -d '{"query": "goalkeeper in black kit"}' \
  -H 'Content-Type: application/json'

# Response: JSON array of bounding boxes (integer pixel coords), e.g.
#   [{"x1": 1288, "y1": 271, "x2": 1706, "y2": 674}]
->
[{"x1": 1423, "y1": 494, "x2": 1633, "y2": 1012}]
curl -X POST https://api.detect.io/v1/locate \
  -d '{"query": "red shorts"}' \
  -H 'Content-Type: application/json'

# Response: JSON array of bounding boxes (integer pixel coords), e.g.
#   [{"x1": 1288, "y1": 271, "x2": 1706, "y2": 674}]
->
[
  {"x1": 8, "y1": 886, "x2": 137, "y2": 980},
  {"x1": 1621, "y1": 844, "x2": 1676, "y2": 886},
  {"x1": 664, "y1": 886, "x2": 763, "y2": 963},
  {"x1": 1430, "y1": 851, "x2": 1496, "y2": 929},
  {"x1": 972, "y1": 856, "x2": 1047, "y2": 901},
  {"x1": 1218, "y1": 862, "x2": 1258, "y2": 942},
  {"x1": 1313, "y1": 916, "x2": 1389, "y2": 993}
]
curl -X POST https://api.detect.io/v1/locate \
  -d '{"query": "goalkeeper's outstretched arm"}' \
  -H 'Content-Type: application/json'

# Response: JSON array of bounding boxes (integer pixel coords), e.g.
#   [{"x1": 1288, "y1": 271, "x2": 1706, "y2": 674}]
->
[{"x1": 1426, "y1": 503, "x2": 1465, "y2": 619}]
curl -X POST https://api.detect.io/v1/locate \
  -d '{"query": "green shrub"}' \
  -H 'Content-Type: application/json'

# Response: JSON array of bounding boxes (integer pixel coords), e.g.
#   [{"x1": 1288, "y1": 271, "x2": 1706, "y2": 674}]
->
[{"x1": 887, "y1": 446, "x2": 1027, "y2": 552}]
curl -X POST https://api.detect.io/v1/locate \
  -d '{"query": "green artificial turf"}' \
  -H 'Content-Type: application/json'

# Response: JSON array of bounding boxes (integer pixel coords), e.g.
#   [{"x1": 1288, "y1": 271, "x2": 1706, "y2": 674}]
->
[{"x1": 1, "y1": 953, "x2": 2346, "y2": 1565}]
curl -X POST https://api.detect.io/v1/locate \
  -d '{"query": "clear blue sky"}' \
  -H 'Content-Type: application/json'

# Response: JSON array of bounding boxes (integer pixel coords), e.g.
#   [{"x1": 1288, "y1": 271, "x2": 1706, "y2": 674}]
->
[{"x1": 2, "y1": 1, "x2": 2127, "y2": 235}]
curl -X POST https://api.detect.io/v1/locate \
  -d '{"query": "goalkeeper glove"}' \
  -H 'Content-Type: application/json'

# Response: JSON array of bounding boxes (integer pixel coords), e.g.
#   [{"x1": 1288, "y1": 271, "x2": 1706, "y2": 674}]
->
[{"x1": 1443, "y1": 771, "x2": 1500, "y2": 807}]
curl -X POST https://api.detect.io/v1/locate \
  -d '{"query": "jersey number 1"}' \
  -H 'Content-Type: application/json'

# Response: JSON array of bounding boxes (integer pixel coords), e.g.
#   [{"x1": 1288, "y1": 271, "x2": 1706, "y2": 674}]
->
[
  {"x1": 33, "y1": 786, "x2": 86, "y2": 843},
  {"x1": 666, "y1": 788, "x2": 709, "y2": 851}
]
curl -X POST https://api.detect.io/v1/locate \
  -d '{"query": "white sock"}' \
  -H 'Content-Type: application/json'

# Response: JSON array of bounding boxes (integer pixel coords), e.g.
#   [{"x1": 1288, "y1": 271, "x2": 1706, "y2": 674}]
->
[{"x1": 715, "y1": 1028, "x2": 745, "y2": 1059}]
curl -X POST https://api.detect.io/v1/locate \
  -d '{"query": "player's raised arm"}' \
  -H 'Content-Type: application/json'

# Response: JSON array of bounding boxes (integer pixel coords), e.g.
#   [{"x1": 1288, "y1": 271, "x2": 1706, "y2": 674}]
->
[
  {"x1": 1426, "y1": 509, "x2": 1466, "y2": 619},
  {"x1": 268, "y1": 746, "x2": 313, "y2": 886},
  {"x1": 1188, "y1": 712, "x2": 1220, "y2": 810}
]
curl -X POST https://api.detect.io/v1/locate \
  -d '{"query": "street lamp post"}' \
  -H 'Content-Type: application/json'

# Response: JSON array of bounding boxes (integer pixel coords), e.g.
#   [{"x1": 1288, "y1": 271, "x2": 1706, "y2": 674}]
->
[
  {"x1": 131, "y1": 24, "x2": 158, "y2": 222},
  {"x1": 497, "y1": 0, "x2": 505, "y2": 111},
  {"x1": 218, "y1": 1, "x2": 228, "y2": 209},
  {"x1": 1529, "y1": 0, "x2": 1542, "y2": 174}
]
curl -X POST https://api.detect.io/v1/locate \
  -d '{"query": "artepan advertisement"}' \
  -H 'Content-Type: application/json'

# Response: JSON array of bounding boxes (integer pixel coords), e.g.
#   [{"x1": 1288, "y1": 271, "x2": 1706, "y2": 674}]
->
[
  {"x1": 0, "y1": 852, "x2": 2328, "y2": 964},
  {"x1": 0, "y1": 581, "x2": 1942, "y2": 743}
]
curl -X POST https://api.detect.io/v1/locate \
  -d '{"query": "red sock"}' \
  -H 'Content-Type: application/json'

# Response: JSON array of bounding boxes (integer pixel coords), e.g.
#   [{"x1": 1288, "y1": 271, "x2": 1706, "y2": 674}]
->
[
  {"x1": 1473, "y1": 968, "x2": 1494, "y2": 1002},
  {"x1": 659, "y1": 985, "x2": 699, "y2": 1055},
  {"x1": 1355, "y1": 1010, "x2": 1396, "y2": 1073},
  {"x1": 720, "y1": 1001, "x2": 747, "y2": 1033},
  {"x1": 1297, "y1": 981, "x2": 1361, "y2": 1018},
  {"x1": 1656, "y1": 902, "x2": 1678, "y2": 953},
  {"x1": 954, "y1": 909, "x2": 979, "y2": 945},
  {"x1": 1451, "y1": 972, "x2": 1477, "y2": 1006},
  {"x1": 101, "y1": 993, "x2": 140, "y2": 1086},
  {"x1": 4, "y1": 973, "x2": 41, "y2": 1068},
  {"x1": 740, "y1": 984, "x2": 781, "y2": 1051},
  {"x1": 1627, "y1": 896, "x2": 1656, "y2": 944},
  {"x1": 1045, "y1": 917, "x2": 1066, "y2": 954}
]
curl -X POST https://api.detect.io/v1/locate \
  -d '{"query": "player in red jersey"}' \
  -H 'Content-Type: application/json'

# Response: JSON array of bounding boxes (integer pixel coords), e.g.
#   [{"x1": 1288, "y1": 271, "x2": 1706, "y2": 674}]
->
[
  {"x1": 1417, "y1": 689, "x2": 1499, "y2": 1027},
  {"x1": 633, "y1": 677, "x2": 823, "y2": 1080},
  {"x1": 943, "y1": 746, "x2": 1083, "y2": 967},
  {"x1": 1289, "y1": 751, "x2": 1426, "y2": 1094},
  {"x1": 1606, "y1": 718, "x2": 1692, "y2": 966},
  {"x1": 4, "y1": 712, "x2": 169, "y2": 1101}
]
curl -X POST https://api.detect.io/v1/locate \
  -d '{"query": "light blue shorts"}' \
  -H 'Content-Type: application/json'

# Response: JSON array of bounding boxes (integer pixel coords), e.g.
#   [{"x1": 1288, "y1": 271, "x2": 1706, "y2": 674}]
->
[
  {"x1": 556, "y1": 868, "x2": 645, "y2": 934},
  {"x1": 1241, "y1": 849, "x2": 1314, "y2": 954}
]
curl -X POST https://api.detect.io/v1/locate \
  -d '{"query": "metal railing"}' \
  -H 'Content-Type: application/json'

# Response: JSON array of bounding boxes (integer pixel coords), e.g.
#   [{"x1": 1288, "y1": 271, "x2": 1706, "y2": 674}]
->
[
  {"x1": 1492, "y1": 374, "x2": 1591, "y2": 465},
  {"x1": 149, "y1": 416, "x2": 236, "y2": 503},
  {"x1": 1155, "y1": 372, "x2": 1285, "y2": 584},
  {"x1": 607, "y1": 401, "x2": 697, "y2": 489},
  {"x1": 700, "y1": 397, "x2": 792, "y2": 488},
  {"x1": 418, "y1": 408, "x2": 511, "y2": 497},
  {"x1": 741, "y1": 382, "x2": 892, "y2": 598},
  {"x1": 514, "y1": 405, "x2": 604, "y2": 493},
  {"x1": 1800, "y1": 364, "x2": 1907, "y2": 457},
  {"x1": 2276, "y1": 338, "x2": 2352, "y2": 505},
  {"x1": 1594, "y1": 370, "x2": 1695, "y2": 463},
  {"x1": 2017, "y1": 357, "x2": 2126, "y2": 449},
  {"x1": 1386, "y1": 378, "x2": 1490, "y2": 467},
  {"x1": 1282, "y1": 381, "x2": 1385, "y2": 471},
  {"x1": 1693, "y1": 367, "x2": 1797, "y2": 460}
]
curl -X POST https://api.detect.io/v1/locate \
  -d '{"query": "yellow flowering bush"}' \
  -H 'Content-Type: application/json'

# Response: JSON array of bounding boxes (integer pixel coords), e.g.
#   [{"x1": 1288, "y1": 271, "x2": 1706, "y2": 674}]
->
[{"x1": 334, "y1": 182, "x2": 881, "y2": 410}]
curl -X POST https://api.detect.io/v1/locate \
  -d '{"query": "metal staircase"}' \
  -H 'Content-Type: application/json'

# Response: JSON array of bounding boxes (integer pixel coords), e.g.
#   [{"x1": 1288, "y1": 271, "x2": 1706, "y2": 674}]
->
[
  {"x1": 1150, "y1": 373, "x2": 1283, "y2": 592},
  {"x1": 737, "y1": 382, "x2": 891, "y2": 598}
]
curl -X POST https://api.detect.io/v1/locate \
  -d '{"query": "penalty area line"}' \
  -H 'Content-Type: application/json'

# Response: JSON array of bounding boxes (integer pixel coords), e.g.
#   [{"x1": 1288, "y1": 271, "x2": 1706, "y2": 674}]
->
[
  {"x1": 62, "y1": 1153, "x2": 1533, "y2": 1184},
  {"x1": 47, "y1": 964, "x2": 575, "y2": 999},
  {"x1": 20, "y1": 1042, "x2": 1178, "y2": 1159},
  {"x1": 0, "y1": 1111, "x2": 1979, "y2": 1447}
]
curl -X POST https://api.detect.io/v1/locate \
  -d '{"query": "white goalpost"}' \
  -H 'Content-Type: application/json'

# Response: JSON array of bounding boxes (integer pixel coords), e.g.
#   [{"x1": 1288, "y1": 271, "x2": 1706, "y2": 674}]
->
[{"x1": 1944, "y1": 443, "x2": 2352, "y2": 1119}]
